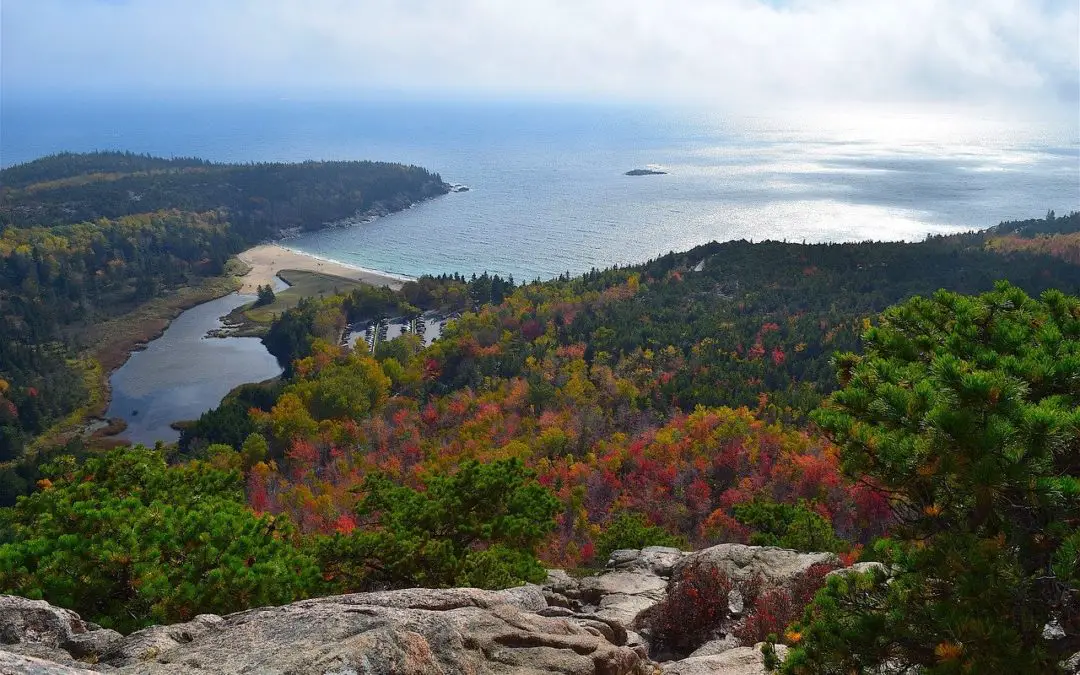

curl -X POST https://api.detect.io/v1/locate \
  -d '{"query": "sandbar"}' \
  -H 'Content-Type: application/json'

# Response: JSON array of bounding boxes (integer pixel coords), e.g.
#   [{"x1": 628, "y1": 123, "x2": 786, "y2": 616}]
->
[{"x1": 237, "y1": 244, "x2": 408, "y2": 293}]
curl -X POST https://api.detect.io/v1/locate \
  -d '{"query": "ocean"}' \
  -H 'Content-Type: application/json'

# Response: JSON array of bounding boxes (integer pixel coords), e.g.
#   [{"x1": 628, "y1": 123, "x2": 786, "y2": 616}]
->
[{"x1": 3, "y1": 96, "x2": 1077, "y2": 281}]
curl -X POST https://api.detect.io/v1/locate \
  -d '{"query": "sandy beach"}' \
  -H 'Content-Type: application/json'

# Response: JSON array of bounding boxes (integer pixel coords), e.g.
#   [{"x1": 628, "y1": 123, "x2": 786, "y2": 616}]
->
[{"x1": 237, "y1": 244, "x2": 408, "y2": 293}]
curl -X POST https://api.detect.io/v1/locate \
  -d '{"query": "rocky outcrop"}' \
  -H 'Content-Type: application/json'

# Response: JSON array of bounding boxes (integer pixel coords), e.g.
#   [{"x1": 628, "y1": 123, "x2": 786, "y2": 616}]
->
[
  {"x1": 0, "y1": 595, "x2": 122, "y2": 667},
  {"x1": 580, "y1": 570, "x2": 671, "y2": 628},
  {"x1": 541, "y1": 544, "x2": 845, "y2": 670},
  {"x1": 0, "y1": 650, "x2": 99, "y2": 675},
  {"x1": 544, "y1": 547, "x2": 682, "y2": 632},
  {"x1": 1, "y1": 587, "x2": 643, "y2": 675},
  {"x1": 825, "y1": 561, "x2": 885, "y2": 580},
  {"x1": 607, "y1": 547, "x2": 684, "y2": 576},
  {"x1": 675, "y1": 544, "x2": 840, "y2": 586},
  {"x1": 1, "y1": 545, "x2": 859, "y2": 675},
  {"x1": 544, "y1": 544, "x2": 839, "y2": 648},
  {"x1": 688, "y1": 637, "x2": 741, "y2": 658}
]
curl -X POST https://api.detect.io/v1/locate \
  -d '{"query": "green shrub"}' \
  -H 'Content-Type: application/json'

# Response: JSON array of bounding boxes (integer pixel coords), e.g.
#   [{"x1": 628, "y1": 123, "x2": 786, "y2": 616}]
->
[
  {"x1": 594, "y1": 512, "x2": 687, "y2": 564},
  {"x1": 0, "y1": 447, "x2": 320, "y2": 633},
  {"x1": 732, "y1": 500, "x2": 847, "y2": 553},
  {"x1": 317, "y1": 458, "x2": 558, "y2": 591}
]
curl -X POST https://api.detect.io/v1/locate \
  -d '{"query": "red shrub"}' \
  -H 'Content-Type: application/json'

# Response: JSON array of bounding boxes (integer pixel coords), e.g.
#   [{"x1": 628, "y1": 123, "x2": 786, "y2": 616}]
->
[
  {"x1": 792, "y1": 562, "x2": 835, "y2": 607},
  {"x1": 648, "y1": 562, "x2": 733, "y2": 656},
  {"x1": 736, "y1": 587, "x2": 795, "y2": 644},
  {"x1": 734, "y1": 562, "x2": 836, "y2": 644}
]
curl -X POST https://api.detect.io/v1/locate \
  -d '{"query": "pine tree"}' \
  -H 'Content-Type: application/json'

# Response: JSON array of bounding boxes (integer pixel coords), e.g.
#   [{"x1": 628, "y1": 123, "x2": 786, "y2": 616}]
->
[
  {"x1": 255, "y1": 283, "x2": 276, "y2": 307},
  {"x1": 316, "y1": 457, "x2": 559, "y2": 591},
  {"x1": 785, "y1": 282, "x2": 1080, "y2": 673},
  {"x1": 0, "y1": 447, "x2": 320, "y2": 632}
]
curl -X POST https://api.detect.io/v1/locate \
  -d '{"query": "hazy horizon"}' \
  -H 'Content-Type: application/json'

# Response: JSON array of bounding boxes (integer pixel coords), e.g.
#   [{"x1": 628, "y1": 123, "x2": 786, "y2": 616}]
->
[
  {"x1": 2, "y1": 0, "x2": 1076, "y2": 268},
  {"x1": 3, "y1": 1, "x2": 1078, "y2": 121}
]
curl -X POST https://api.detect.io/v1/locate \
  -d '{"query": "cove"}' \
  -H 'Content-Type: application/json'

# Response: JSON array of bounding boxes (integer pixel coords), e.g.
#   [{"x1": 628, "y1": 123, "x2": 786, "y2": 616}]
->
[{"x1": 106, "y1": 292, "x2": 283, "y2": 446}]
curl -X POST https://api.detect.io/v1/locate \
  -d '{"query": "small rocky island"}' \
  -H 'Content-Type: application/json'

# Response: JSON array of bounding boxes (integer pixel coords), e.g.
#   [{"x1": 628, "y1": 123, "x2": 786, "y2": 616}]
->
[{"x1": 625, "y1": 168, "x2": 667, "y2": 176}]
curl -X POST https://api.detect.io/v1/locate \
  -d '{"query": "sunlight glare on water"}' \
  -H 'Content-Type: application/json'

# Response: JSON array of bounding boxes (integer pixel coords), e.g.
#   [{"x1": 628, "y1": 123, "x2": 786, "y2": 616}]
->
[{"x1": 3, "y1": 97, "x2": 1076, "y2": 281}]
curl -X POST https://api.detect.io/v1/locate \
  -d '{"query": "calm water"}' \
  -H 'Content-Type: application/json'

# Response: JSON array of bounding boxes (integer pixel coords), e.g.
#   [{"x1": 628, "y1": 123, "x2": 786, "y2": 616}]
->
[
  {"x1": 106, "y1": 292, "x2": 283, "y2": 446},
  {"x1": 4, "y1": 96, "x2": 1077, "y2": 281}
]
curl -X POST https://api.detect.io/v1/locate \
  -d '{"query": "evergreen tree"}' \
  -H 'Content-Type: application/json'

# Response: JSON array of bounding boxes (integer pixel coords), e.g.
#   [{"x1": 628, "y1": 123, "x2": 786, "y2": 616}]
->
[
  {"x1": 255, "y1": 283, "x2": 276, "y2": 307},
  {"x1": 317, "y1": 457, "x2": 559, "y2": 591},
  {"x1": 0, "y1": 447, "x2": 320, "y2": 632},
  {"x1": 593, "y1": 512, "x2": 688, "y2": 564},
  {"x1": 785, "y1": 283, "x2": 1080, "y2": 673}
]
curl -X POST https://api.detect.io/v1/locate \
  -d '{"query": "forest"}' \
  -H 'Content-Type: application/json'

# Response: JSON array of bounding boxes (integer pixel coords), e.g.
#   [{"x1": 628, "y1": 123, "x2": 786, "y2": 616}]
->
[
  {"x1": 0, "y1": 162, "x2": 1077, "y2": 671},
  {"x1": 166, "y1": 212, "x2": 1079, "y2": 564},
  {"x1": 0, "y1": 151, "x2": 449, "y2": 230},
  {"x1": 0, "y1": 152, "x2": 448, "y2": 466}
]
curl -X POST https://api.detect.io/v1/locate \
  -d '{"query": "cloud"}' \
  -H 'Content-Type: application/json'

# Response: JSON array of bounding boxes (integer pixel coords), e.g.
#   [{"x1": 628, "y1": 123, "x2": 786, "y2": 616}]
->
[{"x1": 2, "y1": 0, "x2": 1077, "y2": 111}]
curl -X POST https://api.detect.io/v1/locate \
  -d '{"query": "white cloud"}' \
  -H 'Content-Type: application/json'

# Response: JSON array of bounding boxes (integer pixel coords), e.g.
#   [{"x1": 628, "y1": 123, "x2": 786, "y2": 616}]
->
[{"x1": 2, "y1": 0, "x2": 1077, "y2": 112}]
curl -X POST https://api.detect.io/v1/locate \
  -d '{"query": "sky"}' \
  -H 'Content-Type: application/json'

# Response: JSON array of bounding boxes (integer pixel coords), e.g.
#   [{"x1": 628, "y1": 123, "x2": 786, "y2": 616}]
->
[{"x1": 2, "y1": 0, "x2": 1078, "y2": 116}]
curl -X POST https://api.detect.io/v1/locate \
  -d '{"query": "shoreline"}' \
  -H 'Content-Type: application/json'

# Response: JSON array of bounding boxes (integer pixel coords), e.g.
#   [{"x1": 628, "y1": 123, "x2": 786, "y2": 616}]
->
[
  {"x1": 238, "y1": 244, "x2": 412, "y2": 292},
  {"x1": 94, "y1": 245, "x2": 412, "y2": 441},
  {"x1": 28, "y1": 184, "x2": 453, "y2": 451},
  {"x1": 30, "y1": 273, "x2": 244, "y2": 452}
]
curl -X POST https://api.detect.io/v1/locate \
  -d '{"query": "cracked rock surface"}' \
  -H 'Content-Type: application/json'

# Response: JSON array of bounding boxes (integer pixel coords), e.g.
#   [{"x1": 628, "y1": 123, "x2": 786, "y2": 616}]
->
[{"x1": 1, "y1": 544, "x2": 859, "y2": 675}]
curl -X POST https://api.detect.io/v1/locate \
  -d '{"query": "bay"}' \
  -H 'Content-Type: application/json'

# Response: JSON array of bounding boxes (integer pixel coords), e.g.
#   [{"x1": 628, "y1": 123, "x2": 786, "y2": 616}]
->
[{"x1": 3, "y1": 96, "x2": 1076, "y2": 281}]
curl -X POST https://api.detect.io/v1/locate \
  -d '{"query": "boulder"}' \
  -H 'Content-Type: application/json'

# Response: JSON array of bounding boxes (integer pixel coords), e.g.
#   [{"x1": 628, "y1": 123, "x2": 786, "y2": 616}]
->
[
  {"x1": 606, "y1": 547, "x2": 686, "y2": 576},
  {"x1": 544, "y1": 570, "x2": 580, "y2": 595},
  {"x1": 544, "y1": 563, "x2": 673, "y2": 631},
  {"x1": 101, "y1": 614, "x2": 225, "y2": 668},
  {"x1": 578, "y1": 571, "x2": 670, "y2": 628},
  {"x1": 579, "y1": 571, "x2": 669, "y2": 601},
  {"x1": 625, "y1": 630, "x2": 649, "y2": 659},
  {"x1": 543, "y1": 569, "x2": 581, "y2": 608},
  {"x1": 1044, "y1": 619, "x2": 1066, "y2": 641},
  {"x1": 0, "y1": 595, "x2": 122, "y2": 666},
  {"x1": 687, "y1": 636, "x2": 740, "y2": 658},
  {"x1": 596, "y1": 594, "x2": 665, "y2": 630},
  {"x1": 535, "y1": 606, "x2": 629, "y2": 646},
  {"x1": 675, "y1": 544, "x2": 840, "y2": 586},
  {"x1": 825, "y1": 561, "x2": 886, "y2": 581},
  {"x1": 661, "y1": 644, "x2": 788, "y2": 675}
]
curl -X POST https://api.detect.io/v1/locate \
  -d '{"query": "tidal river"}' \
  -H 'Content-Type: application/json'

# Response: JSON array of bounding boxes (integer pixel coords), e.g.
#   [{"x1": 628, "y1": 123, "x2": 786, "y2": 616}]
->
[{"x1": 106, "y1": 292, "x2": 283, "y2": 446}]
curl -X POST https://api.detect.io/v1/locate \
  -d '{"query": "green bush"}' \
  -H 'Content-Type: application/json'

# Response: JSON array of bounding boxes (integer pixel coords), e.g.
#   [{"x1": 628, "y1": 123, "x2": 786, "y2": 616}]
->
[
  {"x1": 317, "y1": 457, "x2": 559, "y2": 591},
  {"x1": 0, "y1": 447, "x2": 320, "y2": 633},
  {"x1": 594, "y1": 512, "x2": 687, "y2": 565},
  {"x1": 732, "y1": 500, "x2": 846, "y2": 553}
]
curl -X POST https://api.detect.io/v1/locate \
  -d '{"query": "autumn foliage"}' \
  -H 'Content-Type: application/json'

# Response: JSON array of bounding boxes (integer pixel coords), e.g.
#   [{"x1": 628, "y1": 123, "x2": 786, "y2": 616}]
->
[
  {"x1": 647, "y1": 561, "x2": 736, "y2": 656},
  {"x1": 231, "y1": 265, "x2": 900, "y2": 569},
  {"x1": 646, "y1": 561, "x2": 836, "y2": 658}
]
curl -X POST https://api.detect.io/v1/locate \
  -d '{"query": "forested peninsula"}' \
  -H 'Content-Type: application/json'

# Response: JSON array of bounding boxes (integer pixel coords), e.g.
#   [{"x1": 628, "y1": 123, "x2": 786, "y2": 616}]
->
[
  {"x1": 0, "y1": 152, "x2": 449, "y2": 468},
  {"x1": 1, "y1": 153, "x2": 1079, "y2": 673}
]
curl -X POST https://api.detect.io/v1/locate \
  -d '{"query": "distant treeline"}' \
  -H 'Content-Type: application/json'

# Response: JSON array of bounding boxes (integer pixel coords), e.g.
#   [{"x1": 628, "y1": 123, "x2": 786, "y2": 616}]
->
[
  {"x1": 1, "y1": 151, "x2": 448, "y2": 231},
  {"x1": 263, "y1": 271, "x2": 517, "y2": 377}
]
